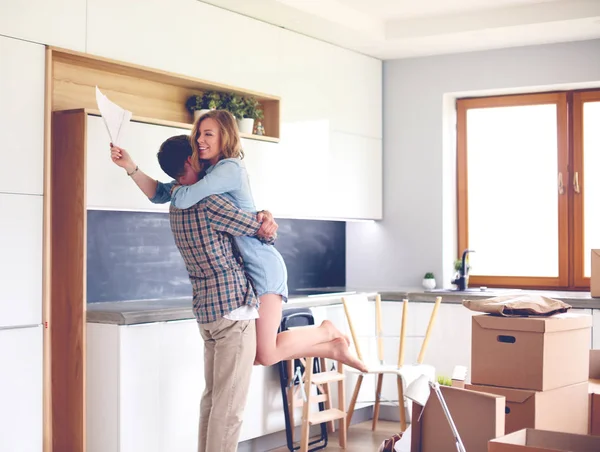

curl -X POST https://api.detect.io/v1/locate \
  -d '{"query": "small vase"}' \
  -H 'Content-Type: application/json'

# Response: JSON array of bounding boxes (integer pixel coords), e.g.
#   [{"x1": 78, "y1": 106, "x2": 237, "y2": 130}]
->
[
  {"x1": 422, "y1": 278, "x2": 436, "y2": 290},
  {"x1": 237, "y1": 118, "x2": 255, "y2": 134},
  {"x1": 193, "y1": 109, "x2": 211, "y2": 122}
]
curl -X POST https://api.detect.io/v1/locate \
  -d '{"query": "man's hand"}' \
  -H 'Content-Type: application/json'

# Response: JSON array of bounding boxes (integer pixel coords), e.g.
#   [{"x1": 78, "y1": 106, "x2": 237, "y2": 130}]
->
[
  {"x1": 110, "y1": 144, "x2": 137, "y2": 174},
  {"x1": 257, "y1": 210, "x2": 278, "y2": 240}
]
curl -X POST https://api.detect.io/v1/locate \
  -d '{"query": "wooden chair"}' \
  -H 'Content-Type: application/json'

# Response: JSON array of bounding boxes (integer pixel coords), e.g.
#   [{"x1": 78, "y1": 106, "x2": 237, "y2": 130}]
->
[{"x1": 341, "y1": 294, "x2": 442, "y2": 432}]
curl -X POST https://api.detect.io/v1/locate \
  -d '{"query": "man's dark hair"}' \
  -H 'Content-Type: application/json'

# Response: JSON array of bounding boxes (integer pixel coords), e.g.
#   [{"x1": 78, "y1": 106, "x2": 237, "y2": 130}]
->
[{"x1": 157, "y1": 135, "x2": 193, "y2": 180}]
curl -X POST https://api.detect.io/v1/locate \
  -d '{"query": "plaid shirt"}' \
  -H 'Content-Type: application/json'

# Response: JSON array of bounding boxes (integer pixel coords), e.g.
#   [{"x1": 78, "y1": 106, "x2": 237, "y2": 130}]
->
[{"x1": 169, "y1": 194, "x2": 272, "y2": 324}]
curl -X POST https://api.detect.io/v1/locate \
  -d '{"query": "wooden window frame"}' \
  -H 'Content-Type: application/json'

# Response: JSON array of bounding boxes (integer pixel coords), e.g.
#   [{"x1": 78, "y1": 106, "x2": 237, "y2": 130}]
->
[
  {"x1": 572, "y1": 90, "x2": 600, "y2": 288},
  {"x1": 456, "y1": 92, "x2": 569, "y2": 289}
]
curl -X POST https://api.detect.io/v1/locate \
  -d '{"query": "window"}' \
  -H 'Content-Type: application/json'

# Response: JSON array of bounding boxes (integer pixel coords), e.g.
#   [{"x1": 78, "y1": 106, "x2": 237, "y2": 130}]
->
[{"x1": 456, "y1": 90, "x2": 600, "y2": 289}]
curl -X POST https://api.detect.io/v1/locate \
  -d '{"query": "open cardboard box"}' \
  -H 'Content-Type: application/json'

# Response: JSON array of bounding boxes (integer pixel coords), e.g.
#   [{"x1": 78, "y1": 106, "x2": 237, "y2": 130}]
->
[
  {"x1": 489, "y1": 428, "x2": 600, "y2": 451},
  {"x1": 411, "y1": 385, "x2": 505, "y2": 452},
  {"x1": 466, "y1": 381, "x2": 589, "y2": 435}
]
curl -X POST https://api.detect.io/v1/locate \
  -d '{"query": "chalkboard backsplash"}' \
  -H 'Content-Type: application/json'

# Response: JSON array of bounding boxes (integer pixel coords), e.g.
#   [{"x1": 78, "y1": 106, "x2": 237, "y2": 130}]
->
[{"x1": 86, "y1": 210, "x2": 345, "y2": 303}]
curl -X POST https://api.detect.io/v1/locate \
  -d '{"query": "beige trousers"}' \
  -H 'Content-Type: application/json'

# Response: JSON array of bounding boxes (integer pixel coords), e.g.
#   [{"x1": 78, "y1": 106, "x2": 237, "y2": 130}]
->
[{"x1": 197, "y1": 318, "x2": 256, "y2": 452}]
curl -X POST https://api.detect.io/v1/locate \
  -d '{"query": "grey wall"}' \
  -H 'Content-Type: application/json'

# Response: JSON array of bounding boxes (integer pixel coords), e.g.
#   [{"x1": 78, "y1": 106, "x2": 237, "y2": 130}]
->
[{"x1": 347, "y1": 39, "x2": 600, "y2": 290}]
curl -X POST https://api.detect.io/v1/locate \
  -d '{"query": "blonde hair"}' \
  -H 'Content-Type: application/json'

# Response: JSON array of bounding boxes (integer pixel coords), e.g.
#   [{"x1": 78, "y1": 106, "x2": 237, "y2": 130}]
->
[{"x1": 189, "y1": 109, "x2": 244, "y2": 173}]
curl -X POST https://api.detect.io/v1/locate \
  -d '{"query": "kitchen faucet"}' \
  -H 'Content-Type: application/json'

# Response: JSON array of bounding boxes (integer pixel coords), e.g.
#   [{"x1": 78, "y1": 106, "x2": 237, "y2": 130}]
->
[{"x1": 452, "y1": 249, "x2": 475, "y2": 291}]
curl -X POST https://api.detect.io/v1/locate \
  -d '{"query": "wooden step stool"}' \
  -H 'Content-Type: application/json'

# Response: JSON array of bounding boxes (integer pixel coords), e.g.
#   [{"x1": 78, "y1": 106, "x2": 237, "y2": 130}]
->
[{"x1": 298, "y1": 357, "x2": 347, "y2": 451}]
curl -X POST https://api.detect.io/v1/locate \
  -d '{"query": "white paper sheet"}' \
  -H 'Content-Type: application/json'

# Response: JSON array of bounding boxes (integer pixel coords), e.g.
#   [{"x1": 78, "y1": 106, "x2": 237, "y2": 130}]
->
[
  {"x1": 394, "y1": 427, "x2": 411, "y2": 452},
  {"x1": 95, "y1": 86, "x2": 132, "y2": 146}
]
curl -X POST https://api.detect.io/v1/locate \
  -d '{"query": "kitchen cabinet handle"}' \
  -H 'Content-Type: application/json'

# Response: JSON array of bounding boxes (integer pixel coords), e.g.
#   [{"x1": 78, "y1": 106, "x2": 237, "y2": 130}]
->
[
  {"x1": 557, "y1": 172, "x2": 565, "y2": 195},
  {"x1": 573, "y1": 171, "x2": 580, "y2": 194}
]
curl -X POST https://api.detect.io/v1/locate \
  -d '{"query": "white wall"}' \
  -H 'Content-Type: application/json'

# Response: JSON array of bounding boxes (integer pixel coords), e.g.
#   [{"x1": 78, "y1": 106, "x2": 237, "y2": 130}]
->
[
  {"x1": 0, "y1": 0, "x2": 381, "y2": 446},
  {"x1": 347, "y1": 38, "x2": 600, "y2": 289}
]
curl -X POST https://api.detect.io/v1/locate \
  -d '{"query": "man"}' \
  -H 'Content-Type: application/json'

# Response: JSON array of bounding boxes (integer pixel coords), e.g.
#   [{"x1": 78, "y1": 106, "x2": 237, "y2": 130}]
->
[
  {"x1": 111, "y1": 136, "x2": 277, "y2": 451},
  {"x1": 170, "y1": 192, "x2": 272, "y2": 452}
]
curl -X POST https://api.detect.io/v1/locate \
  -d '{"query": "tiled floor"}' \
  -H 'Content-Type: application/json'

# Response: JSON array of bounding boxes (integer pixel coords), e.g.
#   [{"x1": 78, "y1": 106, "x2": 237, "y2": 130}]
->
[{"x1": 268, "y1": 420, "x2": 402, "y2": 451}]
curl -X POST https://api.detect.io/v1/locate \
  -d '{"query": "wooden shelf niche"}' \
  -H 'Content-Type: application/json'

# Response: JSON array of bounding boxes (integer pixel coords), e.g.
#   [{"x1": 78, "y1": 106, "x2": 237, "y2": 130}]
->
[{"x1": 48, "y1": 47, "x2": 281, "y2": 142}]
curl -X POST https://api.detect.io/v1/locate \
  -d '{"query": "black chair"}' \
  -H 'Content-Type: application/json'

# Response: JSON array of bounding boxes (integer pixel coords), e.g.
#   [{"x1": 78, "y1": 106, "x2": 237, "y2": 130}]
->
[{"x1": 278, "y1": 308, "x2": 328, "y2": 452}]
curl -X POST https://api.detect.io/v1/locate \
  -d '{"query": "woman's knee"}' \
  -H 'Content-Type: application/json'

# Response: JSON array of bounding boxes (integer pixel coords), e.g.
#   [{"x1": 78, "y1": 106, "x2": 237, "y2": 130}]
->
[{"x1": 254, "y1": 347, "x2": 279, "y2": 367}]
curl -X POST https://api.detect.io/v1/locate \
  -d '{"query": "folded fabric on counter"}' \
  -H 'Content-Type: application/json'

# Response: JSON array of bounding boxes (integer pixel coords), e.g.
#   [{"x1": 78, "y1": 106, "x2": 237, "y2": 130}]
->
[{"x1": 462, "y1": 294, "x2": 571, "y2": 317}]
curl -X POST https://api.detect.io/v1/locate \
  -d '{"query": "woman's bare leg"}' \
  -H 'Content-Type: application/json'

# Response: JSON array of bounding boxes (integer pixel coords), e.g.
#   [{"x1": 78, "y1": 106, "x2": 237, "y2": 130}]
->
[{"x1": 255, "y1": 294, "x2": 367, "y2": 372}]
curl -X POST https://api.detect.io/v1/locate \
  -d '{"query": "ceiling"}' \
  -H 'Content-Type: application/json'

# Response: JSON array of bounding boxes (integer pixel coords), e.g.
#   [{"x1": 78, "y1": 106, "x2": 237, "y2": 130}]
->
[{"x1": 199, "y1": 0, "x2": 600, "y2": 59}]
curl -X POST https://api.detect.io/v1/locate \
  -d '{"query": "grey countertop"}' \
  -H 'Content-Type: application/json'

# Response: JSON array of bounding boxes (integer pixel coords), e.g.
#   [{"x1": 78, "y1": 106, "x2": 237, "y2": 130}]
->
[
  {"x1": 86, "y1": 286, "x2": 600, "y2": 325},
  {"x1": 86, "y1": 289, "x2": 377, "y2": 325},
  {"x1": 378, "y1": 287, "x2": 600, "y2": 309}
]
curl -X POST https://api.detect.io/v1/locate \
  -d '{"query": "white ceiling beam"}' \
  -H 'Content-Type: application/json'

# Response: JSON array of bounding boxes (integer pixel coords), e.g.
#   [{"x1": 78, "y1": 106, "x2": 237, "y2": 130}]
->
[
  {"x1": 275, "y1": 0, "x2": 384, "y2": 38},
  {"x1": 385, "y1": 0, "x2": 600, "y2": 40}
]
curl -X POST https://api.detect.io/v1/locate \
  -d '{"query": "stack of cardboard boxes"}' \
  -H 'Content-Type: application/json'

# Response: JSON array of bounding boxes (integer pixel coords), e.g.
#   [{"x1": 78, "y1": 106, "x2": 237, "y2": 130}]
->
[{"x1": 466, "y1": 312, "x2": 592, "y2": 435}]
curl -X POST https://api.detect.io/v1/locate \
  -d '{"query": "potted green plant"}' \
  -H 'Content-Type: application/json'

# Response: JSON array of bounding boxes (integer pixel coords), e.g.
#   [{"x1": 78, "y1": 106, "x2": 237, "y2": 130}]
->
[
  {"x1": 422, "y1": 272, "x2": 436, "y2": 290},
  {"x1": 185, "y1": 91, "x2": 222, "y2": 122},
  {"x1": 244, "y1": 96, "x2": 264, "y2": 135},
  {"x1": 453, "y1": 259, "x2": 472, "y2": 273},
  {"x1": 453, "y1": 258, "x2": 472, "y2": 286},
  {"x1": 437, "y1": 375, "x2": 452, "y2": 387},
  {"x1": 224, "y1": 94, "x2": 263, "y2": 134}
]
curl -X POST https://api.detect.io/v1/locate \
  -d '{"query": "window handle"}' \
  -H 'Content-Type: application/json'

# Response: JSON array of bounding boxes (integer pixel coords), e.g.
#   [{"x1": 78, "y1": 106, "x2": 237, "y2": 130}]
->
[
  {"x1": 573, "y1": 171, "x2": 580, "y2": 194},
  {"x1": 558, "y1": 172, "x2": 565, "y2": 195}
]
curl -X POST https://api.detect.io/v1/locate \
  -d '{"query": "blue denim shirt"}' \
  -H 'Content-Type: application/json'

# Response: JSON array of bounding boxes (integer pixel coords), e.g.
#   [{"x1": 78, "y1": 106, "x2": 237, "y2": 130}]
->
[{"x1": 150, "y1": 158, "x2": 288, "y2": 301}]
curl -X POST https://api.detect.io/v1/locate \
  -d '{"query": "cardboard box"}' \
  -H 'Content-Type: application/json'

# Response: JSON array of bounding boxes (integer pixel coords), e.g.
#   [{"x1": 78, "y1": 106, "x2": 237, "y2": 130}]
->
[
  {"x1": 471, "y1": 313, "x2": 591, "y2": 391},
  {"x1": 488, "y1": 428, "x2": 600, "y2": 451},
  {"x1": 590, "y1": 350, "x2": 600, "y2": 436},
  {"x1": 591, "y1": 250, "x2": 600, "y2": 298},
  {"x1": 411, "y1": 385, "x2": 505, "y2": 452},
  {"x1": 466, "y1": 382, "x2": 589, "y2": 435}
]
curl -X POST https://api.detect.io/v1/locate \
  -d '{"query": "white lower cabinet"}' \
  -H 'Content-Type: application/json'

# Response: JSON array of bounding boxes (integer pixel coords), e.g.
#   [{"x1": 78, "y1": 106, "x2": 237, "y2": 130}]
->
[
  {"x1": 87, "y1": 320, "x2": 204, "y2": 452},
  {"x1": 0, "y1": 326, "x2": 43, "y2": 452},
  {"x1": 87, "y1": 317, "x2": 299, "y2": 451}
]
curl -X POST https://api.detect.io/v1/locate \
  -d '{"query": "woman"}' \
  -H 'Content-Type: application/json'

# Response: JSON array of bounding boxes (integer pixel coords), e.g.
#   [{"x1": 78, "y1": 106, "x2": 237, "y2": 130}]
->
[{"x1": 111, "y1": 110, "x2": 367, "y2": 372}]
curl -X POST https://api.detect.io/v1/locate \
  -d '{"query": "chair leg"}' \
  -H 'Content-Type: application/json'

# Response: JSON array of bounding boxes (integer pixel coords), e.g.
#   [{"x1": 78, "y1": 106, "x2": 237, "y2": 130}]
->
[
  {"x1": 372, "y1": 374, "x2": 383, "y2": 431},
  {"x1": 286, "y1": 360, "x2": 296, "y2": 443},
  {"x1": 320, "y1": 358, "x2": 335, "y2": 434},
  {"x1": 397, "y1": 375, "x2": 407, "y2": 432},
  {"x1": 346, "y1": 374, "x2": 363, "y2": 429},
  {"x1": 337, "y1": 362, "x2": 347, "y2": 449},
  {"x1": 300, "y1": 357, "x2": 314, "y2": 452}
]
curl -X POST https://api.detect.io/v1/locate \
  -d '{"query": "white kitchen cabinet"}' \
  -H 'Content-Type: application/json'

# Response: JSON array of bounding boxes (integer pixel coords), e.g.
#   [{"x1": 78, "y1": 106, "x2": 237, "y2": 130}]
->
[
  {"x1": 279, "y1": 31, "x2": 382, "y2": 140},
  {"x1": 327, "y1": 49, "x2": 382, "y2": 140},
  {"x1": 0, "y1": 194, "x2": 43, "y2": 327},
  {"x1": 327, "y1": 132, "x2": 382, "y2": 220},
  {"x1": 279, "y1": 32, "x2": 336, "y2": 128},
  {"x1": 86, "y1": 0, "x2": 283, "y2": 95},
  {"x1": 0, "y1": 36, "x2": 45, "y2": 196},
  {"x1": 0, "y1": 0, "x2": 85, "y2": 50},
  {"x1": 87, "y1": 317, "x2": 295, "y2": 450},
  {"x1": 0, "y1": 325, "x2": 43, "y2": 452},
  {"x1": 86, "y1": 115, "x2": 187, "y2": 212},
  {"x1": 244, "y1": 127, "x2": 382, "y2": 220},
  {"x1": 243, "y1": 124, "x2": 332, "y2": 219},
  {"x1": 87, "y1": 320, "x2": 204, "y2": 452}
]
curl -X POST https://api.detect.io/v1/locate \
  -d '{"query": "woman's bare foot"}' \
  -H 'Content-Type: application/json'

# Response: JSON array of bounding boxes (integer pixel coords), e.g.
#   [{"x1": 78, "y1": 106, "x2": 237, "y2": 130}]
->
[
  {"x1": 330, "y1": 337, "x2": 368, "y2": 373},
  {"x1": 321, "y1": 320, "x2": 351, "y2": 346}
]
